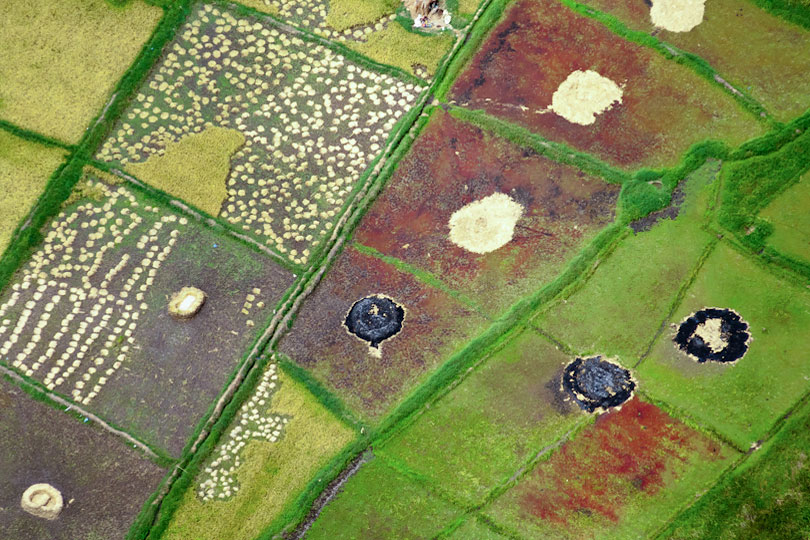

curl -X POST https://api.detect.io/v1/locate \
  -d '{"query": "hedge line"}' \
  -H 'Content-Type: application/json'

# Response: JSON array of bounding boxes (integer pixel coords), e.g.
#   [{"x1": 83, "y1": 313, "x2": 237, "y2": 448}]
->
[{"x1": 0, "y1": 119, "x2": 74, "y2": 151}]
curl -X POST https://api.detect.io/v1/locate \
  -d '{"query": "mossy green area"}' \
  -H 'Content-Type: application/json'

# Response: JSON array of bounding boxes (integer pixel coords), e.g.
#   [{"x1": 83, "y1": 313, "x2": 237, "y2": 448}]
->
[
  {"x1": 660, "y1": 395, "x2": 810, "y2": 540},
  {"x1": 759, "y1": 170, "x2": 810, "y2": 263},
  {"x1": 638, "y1": 241, "x2": 810, "y2": 450},
  {"x1": 533, "y1": 160, "x2": 719, "y2": 365},
  {"x1": 126, "y1": 125, "x2": 245, "y2": 217},
  {"x1": 325, "y1": 0, "x2": 399, "y2": 31},
  {"x1": 0, "y1": 131, "x2": 67, "y2": 255},
  {"x1": 0, "y1": 0, "x2": 162, "y2": 143},
  {"x1": 163, "y1": 369, "x2": 355, "y2": 540},
  {"x1": 378, "y1": 330, "x2": 587, "y2": 505},
  {"x1": 446, "y1": 515, "x2": 509, "y2": 539},
  {"x1": 306, "y1": 457, "x2": 463, "y2": 539}
]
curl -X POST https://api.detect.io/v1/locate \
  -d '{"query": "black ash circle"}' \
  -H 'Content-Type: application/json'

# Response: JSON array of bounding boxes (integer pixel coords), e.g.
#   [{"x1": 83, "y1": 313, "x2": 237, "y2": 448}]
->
[
  {"x1": 562, "y1": 357, "x2": 635, "y2": 413},
  {"x1": 344, "y1": 295, "x2": 405, "y2": 349},
  {"x1": 673, "y1": 308, "x2": 749, "y2": 363}
]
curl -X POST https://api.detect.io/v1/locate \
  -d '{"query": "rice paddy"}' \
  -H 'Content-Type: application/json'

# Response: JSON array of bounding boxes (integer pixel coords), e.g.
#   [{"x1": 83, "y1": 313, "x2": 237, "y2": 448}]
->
[{"x1": 4, "y1": 0, "x2": 810, "y2": 537}]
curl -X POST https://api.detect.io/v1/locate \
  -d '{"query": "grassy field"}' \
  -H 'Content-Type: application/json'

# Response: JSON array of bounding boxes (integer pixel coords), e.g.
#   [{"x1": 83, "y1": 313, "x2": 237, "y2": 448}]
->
[
  {"x1": 759, "y1": 170, "x2": 810, "y2": 263},
  {"x1": 0, "y1": 131, "x2": 67, "y2": 255},
  {"x1": 379, "y1": 330, "x2": 588, "y2": 505},
  {"x1": 533, "y1": 160, "x2": 719, "y2": 365},
  {"x1": 637, "y1": 241, "x2": 810, "y2": 450},
  {"x1": 163, "y1": 366, "x2": 355, "y2": 540},
  {"x1": 0, "y1": 0, "x2": 162, "y2": 143}
]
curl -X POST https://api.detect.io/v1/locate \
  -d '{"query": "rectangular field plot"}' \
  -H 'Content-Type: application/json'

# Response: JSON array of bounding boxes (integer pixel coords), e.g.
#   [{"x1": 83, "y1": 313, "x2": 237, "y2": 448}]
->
[
  {"x1": 353, "y1": 109, "x2": 620, "y2": 317},
  {"x1": 484, "y1": 397, "x2": 738, "y2": 540},
  {"x1": 0, "y1": 170, "x2": 294, "y2": 456},
  {"x1": 0, "y1": 130, "x2": 67, "y2": 254},
  {"x1": 0, "y1": 0, "x2": 162, "y2": 143},
  {"x1": 306, "y1": 457, "x2": 463, "y2": 539},
  {"x1": 637, "y1": 241, "x2": 810, "y2": 450},
  {"x1": 574, "y1": 0, "x2": 810, "y2": 121},
  {"x1": 379, "y1": 330, "x2": 586, "y2": 505},
  {"x1": 236, "y1": 0, "x2": 455, "y2": 78},
  {"x1": 759, "y1": 170, "x2": 810, "y2": 264},
  {"x1": 533, "y1": 160, "x2": 719, "y2": 365},
  {"x1": 164, "y1": 359, "x2": 355, "y2": 540},
  {"x1": 448, "y1": 0, "x2": 764, "y2": 169},
  {"x1": 279, "y1": 246, "x2": 490, "y2": 423},
  {"x1": 0, "y1": 377, "x2": 166, "y2": 540},
  {"x1": 96, "y1": 3, "x2": 424, "y2": 267}
]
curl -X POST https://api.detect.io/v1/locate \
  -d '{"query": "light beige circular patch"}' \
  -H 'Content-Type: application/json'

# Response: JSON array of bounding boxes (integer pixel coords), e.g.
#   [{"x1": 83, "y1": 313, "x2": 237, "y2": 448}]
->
[
  {"x1": 650, "y1": 0, "x2": 706, "y2": 32},
  {"x1": 21, "y1": 483, "x2": 63, "y2": 520},
  {"x1": 448, "y1": 193, "x2": 523, "y2": 254},
  {"x1": 168, "y1": 287, "x2": 206, "y2": 319},
  {"x1": 550, "y1": 70, "x2": 623, "y2": 126}
]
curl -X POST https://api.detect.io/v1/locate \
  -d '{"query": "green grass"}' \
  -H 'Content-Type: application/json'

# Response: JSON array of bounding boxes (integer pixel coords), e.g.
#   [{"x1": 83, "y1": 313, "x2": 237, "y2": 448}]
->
[
  {"x1": 325, "y1": 0, "x2": 399, "y2": 31},
  {"x1": 661, "y1": 394, "x2": 810, "y2": 540},
  {"x1": 533, "y1": 160, "x2": 720, "y2": 365},
  {"x1": 163, "y1": 369, "x2": 355, "y2": 540},
  {"x1": 378, "y1": 329, "x2": 587, "y2": 505},
  {"x1": 445, "y1": 515, "x2": 509, "y2": 539},
  {"x1": 0, "y1": 0, "x2": 163, "y2": 143},
  {"x1": 638, "y1": 241, "x2": 810, "y2": 450},
  {"x1": 0, "y1": 131, "x2": 67, "y2": 254},
  {"x1": 306, "y1": 457, "x2": 463, "y2": 539},
  {"x1": 126, "y1": 125, "x2": 245, "y2": 217},
  {"x1": 759, "y1": 170, "x2": 810, "y2": 263}
]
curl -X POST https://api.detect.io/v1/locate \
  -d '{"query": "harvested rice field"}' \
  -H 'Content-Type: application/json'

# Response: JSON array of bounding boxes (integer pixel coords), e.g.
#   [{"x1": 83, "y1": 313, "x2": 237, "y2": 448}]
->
[
  {"x1": 4, "y1": 0, "x2": 810, "y2": 537},
  {"x1": 447, "y1": 0, "x2": 765, "y2": 169}
]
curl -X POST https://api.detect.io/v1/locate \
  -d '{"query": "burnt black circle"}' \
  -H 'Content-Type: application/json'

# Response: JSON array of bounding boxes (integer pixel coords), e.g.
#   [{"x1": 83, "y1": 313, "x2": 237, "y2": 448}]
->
[
  {"x1": 673, "y1": 308, "x2": 749, "y2": 363},
  {"x1": 562, "y1": 357, "x2": 635, "y2": 413},
  {"x1": 344, "y1": 295, "x2": 405, "y2": 348}
]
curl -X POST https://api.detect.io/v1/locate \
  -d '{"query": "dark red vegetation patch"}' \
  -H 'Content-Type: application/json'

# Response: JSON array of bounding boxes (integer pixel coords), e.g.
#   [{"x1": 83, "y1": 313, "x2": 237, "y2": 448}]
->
[
  {"x1": 279, "y1": 247, "x2": 490, "y2": 421},
  {"x1": 449, "y1": 0, "x2": 757, "y2": 168},
  {"x1": 353, "y1": 110, "x2": 618, "y2": 316},
  {"x1": 517, "y1": 398, "x2": 725, "y2": 527}
]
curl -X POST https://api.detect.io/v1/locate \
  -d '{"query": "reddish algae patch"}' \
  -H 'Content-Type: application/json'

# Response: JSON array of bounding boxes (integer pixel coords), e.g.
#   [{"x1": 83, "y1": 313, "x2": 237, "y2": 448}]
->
[
  {"x1": 353, "y1": 110, "x2": 619, "y2": 316},
  {"x1": 449, "y1": 0, "x2": 762, "y2": 168},
  {"x1": 514, "y1": 398, "x2": 727, "y2": 532}
]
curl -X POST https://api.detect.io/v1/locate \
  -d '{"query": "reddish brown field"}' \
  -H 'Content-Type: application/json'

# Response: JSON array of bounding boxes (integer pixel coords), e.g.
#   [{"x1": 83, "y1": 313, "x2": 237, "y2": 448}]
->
[
  {"x1": 486, "y1": 397, "x2": 737, "y2": 538},
  {"x1": 279, "y1": 246, "x2": 490, "y2": 422},
  {"x1": 449, "y1": 0, "x2": 763, "y2": 169},
  {"x1": 353, "y1": 109, "x2": 619, "y2": 316}
]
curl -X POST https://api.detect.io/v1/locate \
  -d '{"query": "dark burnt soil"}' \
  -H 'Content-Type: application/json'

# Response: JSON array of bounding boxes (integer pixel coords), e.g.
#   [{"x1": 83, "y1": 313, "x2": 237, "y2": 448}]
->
[
  {"x1": 0, "y1": 378, "x2": 166, "y2": 540},
  {"x1": 514, "y1": 397, "x2": 728, "y2": 531},
  {"x1": 674, "y1": 308, "x2": 750, "y2": 363},
  {"x1": 279, "y1": 247, "x2": 490, "y2": 421},
  {"x1": 629, "y1": 184, "x2": 686, "y2": 233},
  {"x1": 449, "y1": 0, "x2": 752, "y2": 168},
  {"x1": 562, "y1": 356, "x2": 635, "y2": 412},
  {"x1": 344, "y1": 296, "x2": 405, "y2": 348},
  {"x1": 353, "y1": 109, "x2": 619, "y2": 317}
]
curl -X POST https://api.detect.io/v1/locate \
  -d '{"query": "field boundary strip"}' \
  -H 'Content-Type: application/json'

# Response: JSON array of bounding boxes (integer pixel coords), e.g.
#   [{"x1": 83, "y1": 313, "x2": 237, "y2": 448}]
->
[{"x1": 0, "y1": 119, "x2": 75, "y2": 152}]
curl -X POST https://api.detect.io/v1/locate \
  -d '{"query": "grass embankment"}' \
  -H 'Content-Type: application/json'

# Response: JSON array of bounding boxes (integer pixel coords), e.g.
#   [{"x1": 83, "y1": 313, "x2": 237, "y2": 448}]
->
[
  {"x1": 0, "y1": 131, "x2": 67, "y2": 254},
  {"x1": 0, "y1": 0, "x2": 162, "y2": 143}
]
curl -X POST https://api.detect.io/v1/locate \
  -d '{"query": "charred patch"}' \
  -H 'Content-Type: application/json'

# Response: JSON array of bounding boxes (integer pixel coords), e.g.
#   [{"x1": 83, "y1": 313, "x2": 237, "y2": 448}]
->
[
  {"x1": 562, "y1": 356, "x2": 635, "y2": 412},
  {"x1": 674, "y1": 307, "x2": 750, "y2": 363},
  {"x1": 629, "y1": 184, "x2": 686, "y2": 233},
  {"x1": 344, "y1": 295, "x2": 405, "y2": 348}
]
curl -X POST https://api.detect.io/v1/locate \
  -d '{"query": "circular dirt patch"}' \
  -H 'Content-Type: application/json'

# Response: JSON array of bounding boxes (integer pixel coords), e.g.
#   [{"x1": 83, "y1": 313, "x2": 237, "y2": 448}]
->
[
  {"x1": 674, "y1": 307, "x2": 750, "y2": 363},
  {"x1": 448, "y1": 192, "x2": 523, "y2": 254},
  {"x1": 344, "y1": 295, "x2": 405, "y2": 349},
  {"x1": 562, "y1": 356, "x2": 635, "y2": 412},
  {"x1": 168, "y1": 286, "x2": 206, "y2": 319},
  {"x1": 650, "y1": 0, "x2": 705, "y2": 32},
  {"x1": 21, "y1": 483, "x2": 63, "y2": 520},
  {"x1": 550, "y1": 70, "x2": 623, "y2": 126}
]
